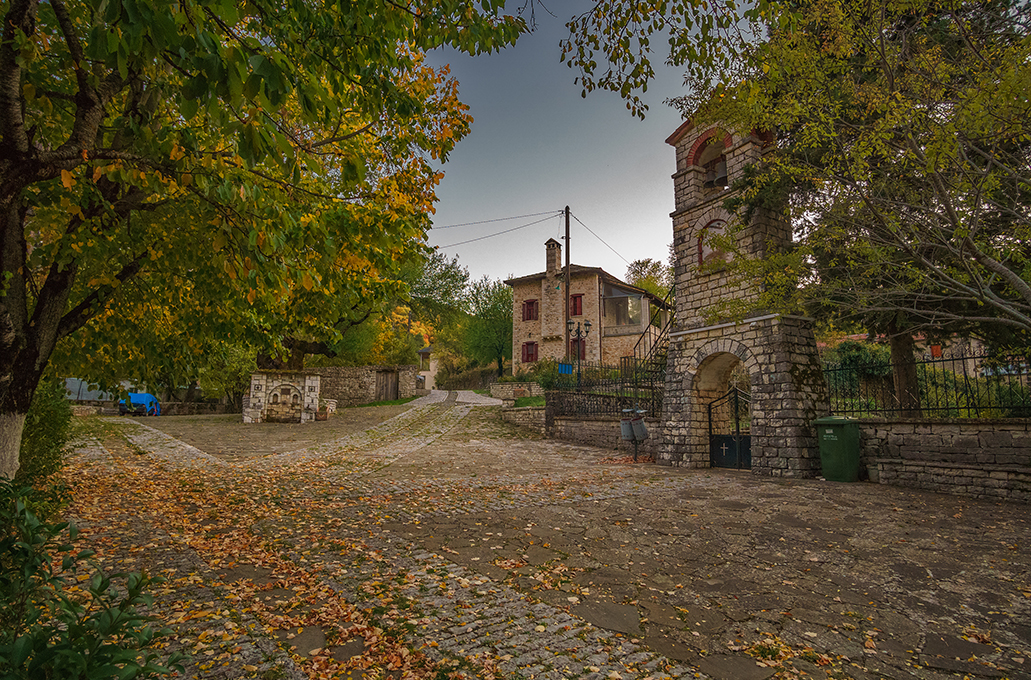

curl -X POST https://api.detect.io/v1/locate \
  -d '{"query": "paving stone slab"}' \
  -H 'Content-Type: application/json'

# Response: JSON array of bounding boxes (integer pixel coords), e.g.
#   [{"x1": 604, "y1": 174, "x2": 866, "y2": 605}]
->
[
  {"x1": 696, "y1": 654, "x2": 776, "y2": 680},
  {"x1": 571, "y1": 600, "x2": 641, "y2": 635}
]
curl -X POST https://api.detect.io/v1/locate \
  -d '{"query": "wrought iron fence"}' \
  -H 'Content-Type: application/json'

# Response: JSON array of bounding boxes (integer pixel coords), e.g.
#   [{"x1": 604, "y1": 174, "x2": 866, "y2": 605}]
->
[
  {"x1": 825, "y1": 347, "x2": 1031, "y2": 419},
  {"x1": 545, "y1": 357, "x2": 664, "y2": 418}
]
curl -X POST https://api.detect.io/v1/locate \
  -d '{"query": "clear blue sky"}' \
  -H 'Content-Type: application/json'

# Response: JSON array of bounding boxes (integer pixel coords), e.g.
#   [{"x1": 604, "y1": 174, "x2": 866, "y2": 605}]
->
[{"x1": 424, "y1": 4, "x2": 686, "y2": 284}]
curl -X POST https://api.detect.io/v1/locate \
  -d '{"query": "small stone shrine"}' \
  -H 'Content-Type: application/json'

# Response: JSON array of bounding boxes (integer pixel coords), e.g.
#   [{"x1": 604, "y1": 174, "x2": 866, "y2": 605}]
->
[{"x1": 243, "y1": 371, "x2": 321, "y2": 424}]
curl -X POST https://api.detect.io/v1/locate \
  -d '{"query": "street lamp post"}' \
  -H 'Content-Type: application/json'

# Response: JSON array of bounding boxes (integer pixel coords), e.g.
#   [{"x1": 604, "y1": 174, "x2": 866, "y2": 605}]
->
[{"x1": 566, "y1": 318, "x2": 592, "y2": 389}]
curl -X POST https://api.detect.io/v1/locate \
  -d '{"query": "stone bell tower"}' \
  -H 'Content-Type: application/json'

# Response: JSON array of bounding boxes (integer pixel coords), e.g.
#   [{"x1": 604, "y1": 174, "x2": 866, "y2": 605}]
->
[{"x1": 658, "y1": 120, "x2": 829, "y2": 476}]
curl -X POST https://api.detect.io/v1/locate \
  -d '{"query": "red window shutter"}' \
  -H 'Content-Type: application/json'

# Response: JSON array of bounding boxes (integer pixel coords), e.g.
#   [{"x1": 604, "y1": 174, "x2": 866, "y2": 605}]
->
[
  {"x1": 521, "y1": 302, "x2": 527, "y2": 322},
  {"x1": 521, "y1": 343, "x2": 527, "y2": 363}
]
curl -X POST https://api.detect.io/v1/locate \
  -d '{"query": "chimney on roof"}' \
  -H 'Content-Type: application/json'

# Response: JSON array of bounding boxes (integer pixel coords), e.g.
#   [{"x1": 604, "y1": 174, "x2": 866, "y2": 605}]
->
[{"x1": 545, "y1": 238, "x2": 561, "y2": 275}]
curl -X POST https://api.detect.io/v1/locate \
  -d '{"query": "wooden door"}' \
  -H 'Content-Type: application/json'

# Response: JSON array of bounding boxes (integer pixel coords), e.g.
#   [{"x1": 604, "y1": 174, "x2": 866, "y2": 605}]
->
[{"x1": 376, "y1": 371, "x2": 398, "y2": 401}]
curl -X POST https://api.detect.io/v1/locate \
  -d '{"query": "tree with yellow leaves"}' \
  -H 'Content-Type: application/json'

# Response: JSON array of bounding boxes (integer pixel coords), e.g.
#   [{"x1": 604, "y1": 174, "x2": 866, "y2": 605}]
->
[{"x1": 0, "y1": 0, "x2": 526, "y2": 477}]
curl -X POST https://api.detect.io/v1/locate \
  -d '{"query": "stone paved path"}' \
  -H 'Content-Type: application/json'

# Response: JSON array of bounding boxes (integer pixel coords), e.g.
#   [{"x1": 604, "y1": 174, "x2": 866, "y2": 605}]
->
[{"x1": 66, "y1": 394, "x2": 1031, "y2": 680}]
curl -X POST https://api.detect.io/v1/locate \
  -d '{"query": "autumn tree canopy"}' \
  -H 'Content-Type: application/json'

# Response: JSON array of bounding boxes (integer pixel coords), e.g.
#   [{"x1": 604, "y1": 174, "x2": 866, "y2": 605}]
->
[{"x1": 0, "y1": 0, "x2": 526, "y2": 477}]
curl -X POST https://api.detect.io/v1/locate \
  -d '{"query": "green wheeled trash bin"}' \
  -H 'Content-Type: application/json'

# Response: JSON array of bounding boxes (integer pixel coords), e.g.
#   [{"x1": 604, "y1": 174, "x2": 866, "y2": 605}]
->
[{"x1": 815, "y1": 416, "x2": 861, "y2": 482}]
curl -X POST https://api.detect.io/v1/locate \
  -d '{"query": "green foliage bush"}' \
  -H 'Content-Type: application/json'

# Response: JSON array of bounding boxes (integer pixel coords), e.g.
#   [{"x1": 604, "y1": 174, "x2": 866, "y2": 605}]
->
[
  {"x1": 512, "y1": 359, "x2": 562, "y2": 390},
  {"x1": 0, "y1": 480, "x2": 182, "y2": 679},
  {"x1": 437, "y1": 363, "x2": 498, "y2": 390},
  {"x1": 18, "y1": 379, "x2": 73, "y2": 485}
]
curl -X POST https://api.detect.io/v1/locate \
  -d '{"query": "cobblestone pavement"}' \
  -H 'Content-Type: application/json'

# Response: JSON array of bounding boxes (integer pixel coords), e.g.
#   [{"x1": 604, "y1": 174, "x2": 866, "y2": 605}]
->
[{"x1": 64, "y1": 395, "x2": 1030, "y2": 680}]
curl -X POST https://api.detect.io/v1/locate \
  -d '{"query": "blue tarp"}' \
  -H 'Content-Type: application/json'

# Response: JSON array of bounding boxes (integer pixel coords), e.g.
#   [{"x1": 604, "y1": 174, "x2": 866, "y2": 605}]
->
[{"x1": 122, "y1": 392, "x2": 161, "y2": 415}]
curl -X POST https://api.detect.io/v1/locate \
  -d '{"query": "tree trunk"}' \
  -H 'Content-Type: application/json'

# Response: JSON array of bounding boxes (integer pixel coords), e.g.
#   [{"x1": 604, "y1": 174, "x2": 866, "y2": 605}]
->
[
  {"x1": 255, "y1": 352, "x2": 286, "y2": 370},
  {"x1": 0, "y1": 356, "x2": 39, "y2": 478},
  {"x1": 286, "y1": 349, "x2": 305, "y2": 370},
  {"x1": 0, "y1": 411, "x2": 27, "y2": 479},
  {"x1": 888, "y1": 322, "x2": 921, "y2": 417}
]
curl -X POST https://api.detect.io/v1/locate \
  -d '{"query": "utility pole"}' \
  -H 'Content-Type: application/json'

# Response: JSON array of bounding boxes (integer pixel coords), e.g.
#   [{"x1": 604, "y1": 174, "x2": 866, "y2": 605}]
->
[{"x1": 564, "y1": 205, "x2": 571, "y2": 358}]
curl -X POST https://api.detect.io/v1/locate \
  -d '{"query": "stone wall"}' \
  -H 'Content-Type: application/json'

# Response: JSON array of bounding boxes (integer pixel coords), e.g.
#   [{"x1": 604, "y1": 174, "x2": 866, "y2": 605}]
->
[
  {"x1": 551, "y1": 415, "x2": 661, "y2": 457},
  {"x1": 857, "y1": 419, "x2": 1031, "y2": 502},
  {"x1": 309, "y1": 365, "x2": 418, "y2": 407},
  {"x1": 500, "y1": 406, "x2": 547, "y2": 434},
  {"x1": 490, "y1": 382, "x2": 545, "y2": 399},
  {"x1": 161, "y1": 402, "x2": 233, "y2": 416},
  {"x1": 499, "y1": 404, "x2": 659, "y2": 456}
]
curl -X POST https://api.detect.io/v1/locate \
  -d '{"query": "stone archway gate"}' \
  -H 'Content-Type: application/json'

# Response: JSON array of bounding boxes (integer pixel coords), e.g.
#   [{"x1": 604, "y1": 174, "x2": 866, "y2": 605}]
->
[{"x1": 660, "y1": 316, "x2": 827, "y2": 475}]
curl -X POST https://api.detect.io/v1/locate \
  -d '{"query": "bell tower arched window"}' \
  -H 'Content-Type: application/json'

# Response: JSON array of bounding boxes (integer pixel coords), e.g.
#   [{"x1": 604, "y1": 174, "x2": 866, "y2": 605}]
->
[
  {"x1": 698, "y1": 219, "x2": 729, "y2": 268},
  {"x1": 697, "y1": 139, "x2": 728, "y2": 190}
]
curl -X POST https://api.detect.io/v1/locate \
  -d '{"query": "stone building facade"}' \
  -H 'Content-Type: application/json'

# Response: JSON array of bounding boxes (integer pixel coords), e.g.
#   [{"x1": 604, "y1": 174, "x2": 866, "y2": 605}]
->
[
  {"x1": 658, "y1": 120, "x2": 829, "y2": 475},
  {"x1": 243, "y1": 371, "x2": 321, "y2": 423},
  {"x1": 505, "y1": 240, "x2": 669, "y2": 373}
]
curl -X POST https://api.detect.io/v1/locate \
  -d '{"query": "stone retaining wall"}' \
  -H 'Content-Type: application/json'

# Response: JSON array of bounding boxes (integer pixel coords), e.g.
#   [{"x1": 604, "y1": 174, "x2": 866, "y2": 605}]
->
[
  {"x1": 500, "y1": 405, "x2": 659, "y2": 456},
  {"x1": 550, "y1": 414, "x2": 660, "y2": 457},
  {"x1": 490, "y1": 382, "x2": 545, "y2": 399},
  {"x1": 309, "y1": 365, "x2": 418, "y2": 407},
  {"x1": 162, "y1": 402, "x2": 233, "y2": 416},
  {"x1": 500, "y1": 406, "x2": 546, "y2": 434},
  {"x1": 857, "y1": 419, "x2": 1031, "y2": 502}
]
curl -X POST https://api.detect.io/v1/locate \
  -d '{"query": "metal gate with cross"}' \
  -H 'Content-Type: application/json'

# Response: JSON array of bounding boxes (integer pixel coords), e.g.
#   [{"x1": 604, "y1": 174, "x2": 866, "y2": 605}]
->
[{"x1": 708, "y1": 387, "x2": 751, "y2": 469}]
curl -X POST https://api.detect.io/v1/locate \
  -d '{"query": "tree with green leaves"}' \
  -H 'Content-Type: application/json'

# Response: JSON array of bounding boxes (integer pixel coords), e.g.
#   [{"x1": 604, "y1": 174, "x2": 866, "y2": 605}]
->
[
  {"x1": 563, "y1": 0, "x2": 1030, "y2": 413},
  {"x1": 408, "y1": 251, "x2": 471, "y2": 330},
  {"x1": 625, "y1": 256, "x2": 672, "y2": 298},
  {"x1": 0, "y1": 0, "x2": 526, "y2": 477},
  {"x1": 463, "y1": 276, "x2": 512, "y2": 377}
]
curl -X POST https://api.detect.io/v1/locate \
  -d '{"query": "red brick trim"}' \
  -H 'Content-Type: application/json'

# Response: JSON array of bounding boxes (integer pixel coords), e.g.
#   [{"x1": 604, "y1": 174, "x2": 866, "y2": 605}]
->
[{"x1": 687, "y1": 129, "x2": 733, "y2": 166}]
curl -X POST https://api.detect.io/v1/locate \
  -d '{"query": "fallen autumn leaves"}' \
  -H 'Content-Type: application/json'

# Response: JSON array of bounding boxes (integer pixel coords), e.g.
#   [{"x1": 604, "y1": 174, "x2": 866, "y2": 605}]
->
[{"x1": 60, "y1": 418, "x2": 490, "y2": 680}]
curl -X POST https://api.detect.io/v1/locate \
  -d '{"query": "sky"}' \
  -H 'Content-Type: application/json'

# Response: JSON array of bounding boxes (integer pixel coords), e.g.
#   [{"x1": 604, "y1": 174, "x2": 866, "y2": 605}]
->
[{"x1": 424, "y1": 4, "x2": 687, "y2": 285}]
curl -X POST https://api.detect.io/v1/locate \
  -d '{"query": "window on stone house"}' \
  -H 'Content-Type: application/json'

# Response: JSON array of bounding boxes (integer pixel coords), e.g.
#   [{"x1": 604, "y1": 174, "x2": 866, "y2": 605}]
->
[
  {"x1": 521, "y1": 342, "x2": 538, "y2": 363},
  {"x1": 569, "y1": 294, "x2": 583, "y2": 316},
  {"x1": 292, "y1": 393, "x2": 300, "y2": 405},
  {"x1": 271, "y1": 393, "x2": 279, "y2": 404},
  {"x1": 522, "y1": 299, "x2": 539, "y2": 321}
]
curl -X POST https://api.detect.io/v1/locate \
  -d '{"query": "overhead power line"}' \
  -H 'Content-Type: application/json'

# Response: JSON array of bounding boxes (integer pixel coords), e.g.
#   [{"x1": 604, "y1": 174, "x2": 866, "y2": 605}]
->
[
  {"x1": 437, "y1": 213, "x2": 560, "y2": 248},
  {"x1": 571, "y1": 213, "x2": 632, "y2": 266},
  {"x1": 433, "y1": 210, "x2": 561, "y2": 229}
]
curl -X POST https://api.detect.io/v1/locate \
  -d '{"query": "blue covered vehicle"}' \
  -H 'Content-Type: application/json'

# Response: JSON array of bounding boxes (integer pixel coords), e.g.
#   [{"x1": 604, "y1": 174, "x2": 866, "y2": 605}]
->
[{"x1": 119, "y1": 392, "x2": 161, "y2": 416}]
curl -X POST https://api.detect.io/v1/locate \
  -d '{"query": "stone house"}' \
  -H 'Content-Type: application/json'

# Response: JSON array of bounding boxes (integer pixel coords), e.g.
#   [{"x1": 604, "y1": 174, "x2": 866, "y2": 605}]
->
[
  {"x1": 417, "y1": 345, "x2": 438, "y2": 390},
  {"x1": 505, "y1": 239, "x2": 670, "y2": 372}
]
